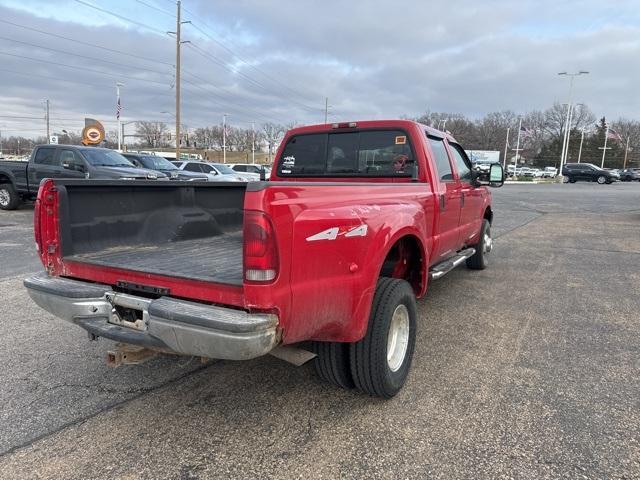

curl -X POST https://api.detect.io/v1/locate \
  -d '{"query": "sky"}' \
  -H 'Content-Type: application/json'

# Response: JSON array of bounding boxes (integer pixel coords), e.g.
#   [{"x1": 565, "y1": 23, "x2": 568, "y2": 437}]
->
[{"x1": 0, "y1": 0, "x2": 638, "y2": 138}]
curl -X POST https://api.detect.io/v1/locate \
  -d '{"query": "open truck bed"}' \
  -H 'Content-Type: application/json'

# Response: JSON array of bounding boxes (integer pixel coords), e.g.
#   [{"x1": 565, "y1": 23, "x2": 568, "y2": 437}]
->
[
  {"x1": 66, "y1": 232, "x2": 243, "y2": 285},
  {"x1": 56, "y1": 181, "x2": 247, "y2": 286}
]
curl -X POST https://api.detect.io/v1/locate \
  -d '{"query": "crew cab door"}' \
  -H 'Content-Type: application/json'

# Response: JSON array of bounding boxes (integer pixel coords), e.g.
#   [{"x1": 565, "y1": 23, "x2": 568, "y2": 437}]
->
[
  {"x1": 28, "y1": 146, "x2": 59, "y2": 186},
  {"x1": 447, "y1": 141, "x2": 484, "y2": 245},
  {"x1": 426, "y1": 135, "x2": 462, "y2": 260},
  {"x1": 57, "y1": 149, "x2": 87, "y2": 179}
]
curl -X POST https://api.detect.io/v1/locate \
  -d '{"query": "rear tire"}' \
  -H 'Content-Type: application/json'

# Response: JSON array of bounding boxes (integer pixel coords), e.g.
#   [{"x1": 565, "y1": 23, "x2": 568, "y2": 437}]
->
[
  {"x1": 466, "y1": 219, "x2": 492, "y2": 270},
  {"x1": 312, "y1": 341, "x2": 354, "y2": 389},
  {"x1": 597, "y1": 175, "x2": 606, "y2": 184},
  {"x1": 350, "y1": 277, "x2": 417, "y2": 398},
  {"x1": 0, "y1": 183, "x2": 21, "y2": 210}
]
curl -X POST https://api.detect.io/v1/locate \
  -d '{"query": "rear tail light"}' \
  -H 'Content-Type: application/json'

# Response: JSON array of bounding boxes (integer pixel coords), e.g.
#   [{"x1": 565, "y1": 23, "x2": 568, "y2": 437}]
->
[
  {"x1": 35, "y1": 179, "x2": 59, "y2": 270},
  {"x1": 243, "y1": 210, "x2": 278, "y2": 283}
]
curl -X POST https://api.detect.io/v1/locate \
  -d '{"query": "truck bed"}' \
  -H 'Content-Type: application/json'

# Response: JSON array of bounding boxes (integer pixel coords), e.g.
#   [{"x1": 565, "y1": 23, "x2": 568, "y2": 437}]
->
[
  {"x1": 54, "y1": 181, "x2": 247, "y2": 287},
  {"x1": 66, "y1": 232, "x2": 243, "y2": 285}
]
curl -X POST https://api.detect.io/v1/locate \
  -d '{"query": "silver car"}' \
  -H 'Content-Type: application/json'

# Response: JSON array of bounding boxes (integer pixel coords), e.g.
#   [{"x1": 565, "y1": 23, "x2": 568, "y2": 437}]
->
[{"x1": 172, "y1": 161, "x2": 248, "y2": 182}]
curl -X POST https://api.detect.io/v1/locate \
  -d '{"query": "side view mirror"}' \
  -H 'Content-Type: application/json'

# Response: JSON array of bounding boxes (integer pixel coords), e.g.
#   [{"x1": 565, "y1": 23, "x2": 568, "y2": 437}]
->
[{"x1": 472, "y1": 163, "x2": 504, "y2": 187}]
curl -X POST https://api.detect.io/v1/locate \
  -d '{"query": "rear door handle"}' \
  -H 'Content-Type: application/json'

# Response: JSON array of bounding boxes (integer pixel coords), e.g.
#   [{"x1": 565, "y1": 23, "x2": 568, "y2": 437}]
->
[
  {"x1": 461, "y1": 192, "x2": 465, "y2": 207},
  {"x1": 439, "y1": 194, "x2": 445, "y2": 210}
]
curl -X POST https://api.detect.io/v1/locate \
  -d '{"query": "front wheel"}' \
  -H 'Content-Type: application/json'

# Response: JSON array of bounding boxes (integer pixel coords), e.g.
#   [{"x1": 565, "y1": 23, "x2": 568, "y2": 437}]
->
[
  {"x1": 467, "y1": 219, "x2": 492, "y2": 270},
  {"x1": 350, "y1": 278, "x2": 417, "y2": 398},
  {"x1": 597, "y1": 175, "x2": 607, "y2": 184},
  {"x1": 0, "y1": 183, "x2": 21, "y2": 210}
]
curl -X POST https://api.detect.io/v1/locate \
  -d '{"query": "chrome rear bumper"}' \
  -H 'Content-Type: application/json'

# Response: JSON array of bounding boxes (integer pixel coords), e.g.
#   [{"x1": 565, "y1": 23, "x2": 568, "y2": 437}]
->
[{"x1": 24, "y1": 273, "x2": 278, "y2": 360}]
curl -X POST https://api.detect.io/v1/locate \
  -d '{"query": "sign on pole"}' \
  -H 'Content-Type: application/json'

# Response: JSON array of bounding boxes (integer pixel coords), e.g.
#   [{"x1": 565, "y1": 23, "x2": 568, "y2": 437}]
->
[{"x1": 49, "y1": 135, "x2": 58, "y2": 144}]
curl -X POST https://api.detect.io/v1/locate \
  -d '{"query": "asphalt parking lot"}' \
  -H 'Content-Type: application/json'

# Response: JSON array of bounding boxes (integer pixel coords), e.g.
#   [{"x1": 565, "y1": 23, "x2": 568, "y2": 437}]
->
[{"x1": 1, "y1": 183, "x2": 639, "y2": 479}]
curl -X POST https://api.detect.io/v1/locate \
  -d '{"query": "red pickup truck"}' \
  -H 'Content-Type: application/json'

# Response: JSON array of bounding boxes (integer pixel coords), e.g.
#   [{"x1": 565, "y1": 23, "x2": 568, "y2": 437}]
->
[{"x1": 25, "y1": 120, "x2": 503, "y2": 398}]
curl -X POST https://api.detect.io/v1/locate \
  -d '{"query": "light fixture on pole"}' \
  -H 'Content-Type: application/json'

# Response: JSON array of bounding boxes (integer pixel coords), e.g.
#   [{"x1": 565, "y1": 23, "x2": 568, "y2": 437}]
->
[{"x1": 557, "y1": 71, "x2": 589, "y2": 177}]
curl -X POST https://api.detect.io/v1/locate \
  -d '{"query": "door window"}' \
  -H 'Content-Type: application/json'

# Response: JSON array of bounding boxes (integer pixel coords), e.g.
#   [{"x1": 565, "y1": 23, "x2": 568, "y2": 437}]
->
[
  {"x1": 448, "y1": 143, "x2": 472, "y2": 181},
  {"x1": 428, "y1": 137, "x2": 453, "y2": 181},
  {"x1": 34, "y1": 148, "x2": 57, "y2": 166},
  {"x1": 184, "y1": 163, "x2": 202, "y2": 172}
]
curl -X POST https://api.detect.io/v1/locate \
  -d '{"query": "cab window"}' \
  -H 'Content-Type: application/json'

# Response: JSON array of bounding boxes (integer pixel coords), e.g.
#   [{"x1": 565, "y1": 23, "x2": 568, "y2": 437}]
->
[
  {"x1": 34, "y1": 147, "x2": 57, "y2": 166},
  {"x1": 448, "y1": 143, "x2": 472, "y2": 181},
  {"x1": 428, "y1": 137, "x2": 453, "y2": 181}
]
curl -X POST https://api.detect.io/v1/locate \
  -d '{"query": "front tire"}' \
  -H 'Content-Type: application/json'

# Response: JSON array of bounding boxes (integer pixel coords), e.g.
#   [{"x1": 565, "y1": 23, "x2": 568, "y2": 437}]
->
[
  {"x1": 467, "y1": 219, "x2": 492, "y2": 270},
  {"x1": 0, "y1": 183, "x2": 21, "y2": 210},
  {"x1": 350, "y1": 278, "x2": 417, "y2": 398}
]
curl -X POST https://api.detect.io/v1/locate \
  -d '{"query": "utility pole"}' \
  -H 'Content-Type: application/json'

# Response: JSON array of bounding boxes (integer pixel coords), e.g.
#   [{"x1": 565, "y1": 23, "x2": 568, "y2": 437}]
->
[
  {"x1": 168, "y1": 1, "x2": 190, "y2": 160},
  {"x1": 45, "y1": 99, "x2": 50, "y2": 143},
  {"x1": 599, "y1": 123, "x2": 611, "y2": 168},
  {"x1": 175, "y1": 1, "x2": 181, "y2": 160},
  {"x1": 512, "y1": 117, "x2": 523, "y2": 178},
  {"x1": 503, "y1": 127, "x2": 510, "y2": 170},
  {"x1": 222, "y1": 114, "x2": 227, "y2": 163}
]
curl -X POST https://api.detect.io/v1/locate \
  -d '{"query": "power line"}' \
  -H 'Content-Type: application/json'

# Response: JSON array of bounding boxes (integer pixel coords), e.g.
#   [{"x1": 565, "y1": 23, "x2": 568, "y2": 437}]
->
[
  {"x1": 180, "y1": 5, "x2": 319, "y2": 107},
  {"x1": 185, "y1": 43, "x2": 316, "y2": 114},
  {"x1": 74, "y1": 0, "x2": 168, "y2": 35},
  {"x1": 135, "y1": 0, "x2": 174, "y2": 17},
  {"x1": 0, "y1": 35, "x2": 171, "y2": 76},
  {"x1": 0, "y1": 18, "x2": 172, "y2": 67},
  {"x1": 0, "y1": 50, "x2": 172, "y2": 86}
]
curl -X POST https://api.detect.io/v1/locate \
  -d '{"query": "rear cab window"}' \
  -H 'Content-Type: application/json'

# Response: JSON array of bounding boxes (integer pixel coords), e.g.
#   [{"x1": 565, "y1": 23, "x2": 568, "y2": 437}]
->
[{"x1": 277, "y1": 129, "x2": 416, "y2": 177}]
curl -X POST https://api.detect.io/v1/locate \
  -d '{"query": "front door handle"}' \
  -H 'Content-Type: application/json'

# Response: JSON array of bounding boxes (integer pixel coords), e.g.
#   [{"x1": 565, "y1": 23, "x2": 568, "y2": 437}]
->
[{"x1": 439, "y1": 194, "x2": 445, "y2": 210}]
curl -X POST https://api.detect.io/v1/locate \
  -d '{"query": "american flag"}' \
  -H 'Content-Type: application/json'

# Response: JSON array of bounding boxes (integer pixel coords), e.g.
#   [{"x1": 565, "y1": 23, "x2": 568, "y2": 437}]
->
[
  {"x1": 116, "y1": 96, "x2": 122, "y2": 120},
  {"x1": 520, "y1": 125, "x2": 533, "y2": 138},
  {"x1": 607, "y1": 128, "x2": 623, "y2": 141}
]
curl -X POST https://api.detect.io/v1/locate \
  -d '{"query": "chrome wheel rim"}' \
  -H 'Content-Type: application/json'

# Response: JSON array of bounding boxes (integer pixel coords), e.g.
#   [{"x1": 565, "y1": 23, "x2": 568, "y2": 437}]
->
[
  {"x1": 0, "y1": 188, "x2": 9, "y2": 207},
  {"x1": 483, "y1": 228, "x2": 493, "y2": 254},
  {"x1": 387, "y1": 304, "x2": 410, "y2": 372},
  {"x1": 597, "y1": 176, "x2": 605, "y2": 184}
]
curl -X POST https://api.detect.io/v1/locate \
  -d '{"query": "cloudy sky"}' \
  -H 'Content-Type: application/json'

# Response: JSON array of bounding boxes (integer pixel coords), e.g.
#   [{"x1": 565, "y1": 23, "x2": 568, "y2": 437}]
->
[{"x1": 0, "y1": 0, "x2": 638, "y2": 138}]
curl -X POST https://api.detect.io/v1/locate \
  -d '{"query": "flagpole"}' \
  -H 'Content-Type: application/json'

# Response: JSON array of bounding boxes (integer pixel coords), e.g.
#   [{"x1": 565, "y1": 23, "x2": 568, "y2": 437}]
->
[
  {"x1": 601, "y1": 124, "x2": 609, "y2": 168},
  {"x1": 512, "y1": 117, "x2": 522, "y2": 179},
  {"x1": 503, "y1": 127, "x2": 510, "y2": 170},
  {"x1": 623, "y1": 136, "x2": 630, "y2": 169},
  {"x1": 222, "y1": 113, "x2": 227, "y2": 164},
  {"x1": 116, "y1": 82, "x2": 123, "y2": 151}
]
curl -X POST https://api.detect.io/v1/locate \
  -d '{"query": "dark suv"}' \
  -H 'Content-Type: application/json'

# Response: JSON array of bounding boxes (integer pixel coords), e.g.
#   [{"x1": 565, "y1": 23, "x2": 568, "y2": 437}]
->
[{"x1": 562, "y1": 163, "x2": 617, "y2": 184}]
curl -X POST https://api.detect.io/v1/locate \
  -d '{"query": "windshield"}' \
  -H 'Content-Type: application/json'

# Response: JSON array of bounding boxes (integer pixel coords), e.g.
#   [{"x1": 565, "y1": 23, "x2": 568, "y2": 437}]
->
[
  {"x1": 139, "y1": 156, "x2": 178, "y2": 170},
  {"x1": 212, "y1": 163, "x2": 236, "y2": 175},
  {"x1": 82, "y1": 149, "x2": 134, "y2": 167}
]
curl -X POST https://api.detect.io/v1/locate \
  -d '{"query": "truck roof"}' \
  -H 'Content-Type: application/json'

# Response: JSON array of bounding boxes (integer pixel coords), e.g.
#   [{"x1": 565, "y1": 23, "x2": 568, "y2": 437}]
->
[{"x1": 285, "y1": 119, "x2": 457, "y2": 142}]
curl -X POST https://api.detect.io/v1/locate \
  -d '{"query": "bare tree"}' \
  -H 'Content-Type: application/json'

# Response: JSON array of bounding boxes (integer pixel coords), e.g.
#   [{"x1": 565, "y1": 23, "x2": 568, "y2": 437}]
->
[
  {"x1": 262, "y1": 122, "x2": 285, "y2": 161},
  {"x1": 135, "y1": 121, "x2": 169, "y2": 148}
]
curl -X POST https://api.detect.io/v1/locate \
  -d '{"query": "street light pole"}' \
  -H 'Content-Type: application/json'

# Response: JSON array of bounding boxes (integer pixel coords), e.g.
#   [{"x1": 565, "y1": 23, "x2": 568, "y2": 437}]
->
[
  {"x1": 558, "y1": 71, "x2": 589, "y2": 176},
  {"x1": 251, "y1": 122, "x2": 255, "y2": 164}
]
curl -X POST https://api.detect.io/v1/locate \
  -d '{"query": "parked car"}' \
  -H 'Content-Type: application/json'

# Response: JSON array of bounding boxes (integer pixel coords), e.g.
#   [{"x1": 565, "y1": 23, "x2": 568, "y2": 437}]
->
[
  {"x1": 122, "y1": 152, "x2": 209, "y2": 181},
  {"x1": 0, "y1": 145, "x2": 164, "y2": 210},
  {"x1": 230, "y1": 163, "x2": 272, "y2": 178},
  {"x1": 25, "y1": 119, "x2": 504, "y2": 398},
  {"x1": 172, "y1": 160, "x2": 248, "y2": 182},
  {"x1": 542, "y1": 167, "x2": 557, "y2": 178},
  {"x1": 619, "y1": 168, "x2": 640, "y2": 181},
  {"x1": 562, "y1": 163, "x2": 618, "y2": 184}
]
